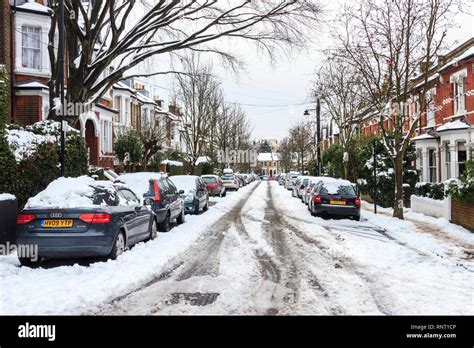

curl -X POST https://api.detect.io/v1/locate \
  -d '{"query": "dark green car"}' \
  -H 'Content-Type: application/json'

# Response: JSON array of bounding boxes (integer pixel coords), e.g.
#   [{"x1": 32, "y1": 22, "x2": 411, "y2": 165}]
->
[{"x1": 169, "y1": 176, "x2": 209, "y2": 215}]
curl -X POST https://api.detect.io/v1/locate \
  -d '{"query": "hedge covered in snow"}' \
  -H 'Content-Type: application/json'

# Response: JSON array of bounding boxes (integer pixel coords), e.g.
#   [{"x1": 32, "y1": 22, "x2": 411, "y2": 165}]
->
[{"x1": 0, "y1": 121, "x2": 89, "y2": 207}]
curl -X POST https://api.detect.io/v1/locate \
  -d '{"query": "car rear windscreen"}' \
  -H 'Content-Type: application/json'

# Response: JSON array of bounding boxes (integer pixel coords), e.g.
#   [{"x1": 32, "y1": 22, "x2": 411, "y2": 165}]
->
[
  {"x1": 202, "y1": 177, "x2": 217, "y2": 183},
  {"x1": 321, "y1": 183, "x2": 356, "y2": 196}
]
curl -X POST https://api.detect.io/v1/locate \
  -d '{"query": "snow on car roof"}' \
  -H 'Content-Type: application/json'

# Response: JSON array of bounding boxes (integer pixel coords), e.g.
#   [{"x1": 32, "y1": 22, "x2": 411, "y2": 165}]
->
[
  {"x1": 116, "y1": 172, "x2": 166, "y2": 200},
  {"x1": 25, "y1": 176, "x2": 115, "y2": 209},
  {"x1": 169, "y1": 175, "x2": 198, "y2": 193}
]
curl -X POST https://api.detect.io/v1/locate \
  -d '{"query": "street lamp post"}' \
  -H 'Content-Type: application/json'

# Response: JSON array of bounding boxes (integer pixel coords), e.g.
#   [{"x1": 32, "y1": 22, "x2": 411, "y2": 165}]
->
[
  {"x1": 58, "y1": 0, "x2": 65, "y2": 177},
  {"x1": 304, "y1": 96, "x2": 322, "y2": 176}
]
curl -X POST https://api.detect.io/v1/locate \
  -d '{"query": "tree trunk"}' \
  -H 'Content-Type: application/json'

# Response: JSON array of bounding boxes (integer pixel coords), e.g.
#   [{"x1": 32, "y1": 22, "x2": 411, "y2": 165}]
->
[
  {"x1": 343, "y1": 160, "x2": 349, "y2": 180},
  {"x1": 393, "y1": 155, "x2": 404, "y2": 219}
]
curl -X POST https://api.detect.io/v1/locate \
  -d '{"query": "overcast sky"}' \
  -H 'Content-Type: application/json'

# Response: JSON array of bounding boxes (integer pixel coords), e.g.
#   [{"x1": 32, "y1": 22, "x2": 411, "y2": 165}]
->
[{"x1": 146, "y1": 0, "x2": 473, "y2": 142}]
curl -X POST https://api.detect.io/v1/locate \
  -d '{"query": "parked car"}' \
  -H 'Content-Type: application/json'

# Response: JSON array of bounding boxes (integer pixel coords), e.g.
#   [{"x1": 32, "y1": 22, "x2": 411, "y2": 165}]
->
[
  {"x1": 308, "y1": 178, "x2": 361, "y2": 221},
  {"x1": 202, "y1": 175, "x2": 226, "y2": 197},
  {"x1": 292, "y1": 176, "x2": 311, "y2": 199},
  {"x1": 221, "y1": 173, "x2": 240, "y2": 191},
  {"x1": 278, "y1": 173, "x2": 286, "y2": 185},
  {"x1": 117, "y1": 172, "x2": 186, "y2": 232},
  {"x1": 170, "y1": 175, "x2": 209, "y2": 215},
  {"x1": 302, "y1": 177, "x2": 326, "y2": 205},
  {"x1": 16, "y1": 177, "x2": 157, "y2": 266},
  {"x1": 285, "y1": 172, "x2": 300, "y2": 190}
]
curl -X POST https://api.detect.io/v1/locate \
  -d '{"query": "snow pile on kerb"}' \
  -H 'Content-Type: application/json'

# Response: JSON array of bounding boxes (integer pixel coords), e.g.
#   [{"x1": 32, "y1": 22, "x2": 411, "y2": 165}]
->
[
  {"x1": 169, "y1": 175, "x2": 198, "y2": 193},
  {"x1": 116, "y1": 172, "x2": 166, "y2": 200},
  {"x1": 25, "y1": 176, "x2": 113, "y2": 209}
]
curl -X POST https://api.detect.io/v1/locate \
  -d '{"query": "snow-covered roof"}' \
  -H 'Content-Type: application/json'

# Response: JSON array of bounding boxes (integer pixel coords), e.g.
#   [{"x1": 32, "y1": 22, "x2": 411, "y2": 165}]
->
[
  {"x1": 438, "y1": 46, "x2": 474, "y2": 72},
  {"x1": 436, "y1": 119, "x2": 471, "y2": 132},
  {"x1": 15, "y1": 81, "x2": 49, "y2": 89},
  {"x1": 116, "y1": 172, "x2": 166, "y2": 201},
  {"x1": 25, "y1": 177, "x2": 116, "y2": 209},
  {"x1": 15, "y1": 1, "x2": 51, "y2": 15},
  {"x1": 412, "y1": 133, "x2": 437, "y2": 141},
  {"x1": 257, "y1": 152, "x2": 281, "y2": 161},
  {"x1": 195, "y1": 156, "x2": 211, "y2": 165},
  {"x1": 136, "y1": 92, "x2": 156, "y2": 105},
  {"x1": 169, "y1": 175, "x2": 199, "y2": 193},
  {"x1": 113, "y1": 81, "x2": 136, "y2": 94},
  {"x1": 161, "y1": 160, "x2": 183, "y2": 167}
]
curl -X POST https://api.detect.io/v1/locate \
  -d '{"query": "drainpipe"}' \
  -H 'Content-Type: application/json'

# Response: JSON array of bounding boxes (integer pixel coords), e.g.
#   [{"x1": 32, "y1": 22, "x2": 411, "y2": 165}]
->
[{"x1": 10, "y1": 0, "x2": 17, "y2": 123}]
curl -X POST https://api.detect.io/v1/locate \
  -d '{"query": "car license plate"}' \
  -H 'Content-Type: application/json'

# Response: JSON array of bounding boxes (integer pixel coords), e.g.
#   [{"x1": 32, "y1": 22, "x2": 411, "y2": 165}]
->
[
  {"x1": 330, "y1": 200, "x2": 346, "y2": 205},
  {"x1": 41, "y1": 219, "x2": 73, "y2": 228}
]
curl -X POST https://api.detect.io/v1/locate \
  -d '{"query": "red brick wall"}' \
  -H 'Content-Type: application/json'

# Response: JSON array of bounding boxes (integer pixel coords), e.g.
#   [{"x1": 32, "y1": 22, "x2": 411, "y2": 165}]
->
[
  {"x1": 436, "y1": 59, "x2": 474, "y2": 122},
  {"x1": 0, "y1": 0, "x2": 12, "y2": 122},
  {"x1": 14, "y1": 95, "x2": 42, "y2": 126},
  {"x1": 451, "y1": 199, "x2": 474, "y2": 232}
]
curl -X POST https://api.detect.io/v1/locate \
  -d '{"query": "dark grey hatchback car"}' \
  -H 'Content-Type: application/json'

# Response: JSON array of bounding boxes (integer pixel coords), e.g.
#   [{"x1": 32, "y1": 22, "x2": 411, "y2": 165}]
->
[
  {"x1": 116, "y1": 173, "x2": 186, "y2": 232},
  {"x1": 309, "y1": 179, "x2": 361, "y2": 221},
  {"x1": 16, "y1": 179, "x2": 157, "y2": 267}
]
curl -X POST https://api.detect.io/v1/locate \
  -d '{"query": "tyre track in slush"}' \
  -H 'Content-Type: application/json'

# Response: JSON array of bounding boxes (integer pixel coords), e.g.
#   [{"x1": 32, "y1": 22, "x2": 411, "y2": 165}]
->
[
  {"x1": 97, "y1": 182, "x2": 261, "y2": 314},
  {"x1": 270, "y1": 184, "x2": 394, "y2": 315}
]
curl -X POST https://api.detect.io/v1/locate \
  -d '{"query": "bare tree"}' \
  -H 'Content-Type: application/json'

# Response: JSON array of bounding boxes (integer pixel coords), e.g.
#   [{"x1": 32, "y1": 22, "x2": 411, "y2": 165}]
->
[
  {"x1": 139, "y1": 114, "x2": 168, "y2": 171},
  {"x1": 313, "y1": 58, "x2": 366, "y2": 179},
  {"x1": 214, "y1": 102, "x2": 252, "y2": 169},
  {"x1": 46, "y1": 0, "x2": 322, "y2": 125},
  {"x1": 289, "y1": 121, "x2": 313, "y2": 173},
  {"x1": 278, "y1": 137, "x2": 294, "y2": 173},
  {"x1": 174, "y1": 55, "x2": 221, "y2": 169},
  {"x1": 335, "y1": 0, "x2": 460, "y2": 219}
]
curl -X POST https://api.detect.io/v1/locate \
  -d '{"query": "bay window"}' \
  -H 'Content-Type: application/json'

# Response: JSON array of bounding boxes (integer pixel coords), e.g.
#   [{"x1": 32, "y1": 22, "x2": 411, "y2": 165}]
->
[{"x1": 22, "y1": 26, "x2": 41, "y2": 69}]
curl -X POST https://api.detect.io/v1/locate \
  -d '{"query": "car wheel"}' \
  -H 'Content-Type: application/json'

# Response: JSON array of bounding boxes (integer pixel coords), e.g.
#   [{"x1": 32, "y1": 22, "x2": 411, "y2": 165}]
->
[
  {"x1": 110, "y1": 231, "x2": 126, "y2": 260},
  {"x1": 18, "y1": 257, "x2": 40, "y2": 268},
  {"x1": 177, "y1": 207, "x2": 185, "y2": 225},
  {"x1": 194, "y1": 201, "x2": 200, "y2": 215},
  {"x1": 353, "y1": 215, "x2": 361, "y2": 221},
  {"x1": 203, "y1": 199, "x2": 209, "y2": 212},
  {"x1": 148, "y1": 219, "x2": 158, "y2": 241},
  {"x1": 158, "y1": 212, "x2": 171, "y2": 232}
]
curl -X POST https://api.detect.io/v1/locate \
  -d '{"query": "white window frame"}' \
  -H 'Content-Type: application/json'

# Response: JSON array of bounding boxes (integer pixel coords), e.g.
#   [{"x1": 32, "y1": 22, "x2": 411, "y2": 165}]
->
[
  {"x1": 15, "y1": 12, "x2": 51, "y2": 77},
  {"x1": 417, "y1": 148, "x2": 423, "y2": 180},
  {"x1": 428, "y1": 148, "x2": 437, "y2": 183},
  {"x1": 445, "y1": 143, "x2": 451, "y2": 180},
  {"x1": 450, "y1": 69, "x2": 467, "y2": 115},
  {"x1": 426, "y1": 88, "x2": 436, "y2": 128},
  {"x1": 21, "y1": 26, "x2": 41, "y2": 70}
]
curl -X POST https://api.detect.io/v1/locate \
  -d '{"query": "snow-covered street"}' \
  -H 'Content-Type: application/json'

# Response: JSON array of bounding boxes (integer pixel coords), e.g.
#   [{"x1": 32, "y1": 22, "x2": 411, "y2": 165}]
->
[{"x1": 1, "y1": 181, "x2": 473, "y2": 315}]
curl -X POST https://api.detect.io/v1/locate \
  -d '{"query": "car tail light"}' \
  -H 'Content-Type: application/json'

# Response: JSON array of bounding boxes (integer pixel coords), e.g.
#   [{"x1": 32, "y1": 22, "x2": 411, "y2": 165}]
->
[
  {"x1": 354, "y1": 198, "x2": 361, "y2": 206},
  {"x1": 79, "y1": 213, "x2": 111, "y2": 224},
  {"x1": 313, "y1": 196, "x2": 322, "y2": 203},
  {"x1": 209, "y1": 184, "x2": 218, "y2": 189},
  {"x1": 153, "y1": 180, "x2": 161, "y2": 202},
  {"x1": 17, "y1": 214, "x2": 35, "y2": 225}
]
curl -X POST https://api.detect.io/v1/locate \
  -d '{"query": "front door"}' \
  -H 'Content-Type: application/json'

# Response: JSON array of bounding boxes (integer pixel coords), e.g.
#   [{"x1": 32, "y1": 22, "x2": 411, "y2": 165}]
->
[{"x1": 85, "y1": 119, "x2": 99, "y2": 166}]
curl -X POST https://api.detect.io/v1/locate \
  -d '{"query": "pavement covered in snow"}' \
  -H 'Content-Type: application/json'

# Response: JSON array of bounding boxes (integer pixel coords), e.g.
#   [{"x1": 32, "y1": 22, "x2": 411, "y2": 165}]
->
[{"x1": 0, "y1": 181, "x2": 472, "y2": 315}]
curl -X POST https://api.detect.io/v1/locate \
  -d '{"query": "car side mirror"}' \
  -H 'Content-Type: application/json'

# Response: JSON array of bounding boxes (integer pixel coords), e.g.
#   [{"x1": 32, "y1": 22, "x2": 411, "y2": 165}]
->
[
  {"x1": 144, "y1": 198, "x2": 154, "y2": 206},
  {"x1": 178, "y1": 190, "x2": 185, "y2": 195}
]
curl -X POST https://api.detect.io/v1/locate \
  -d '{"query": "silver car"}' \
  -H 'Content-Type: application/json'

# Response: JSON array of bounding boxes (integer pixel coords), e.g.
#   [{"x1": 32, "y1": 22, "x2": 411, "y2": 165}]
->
[{"x1": 285, "y1": 172, "x2": 300, "y2": 190}]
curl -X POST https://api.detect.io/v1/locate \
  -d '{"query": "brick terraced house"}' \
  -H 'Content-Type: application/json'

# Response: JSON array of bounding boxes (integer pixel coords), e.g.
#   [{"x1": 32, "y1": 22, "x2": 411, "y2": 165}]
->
[
  {"x1": 0, "y1": 0, "x2": 183, "y2": 169},
  {"x1": 361, "y1": 37, "x2": 474, "y2": 184}
]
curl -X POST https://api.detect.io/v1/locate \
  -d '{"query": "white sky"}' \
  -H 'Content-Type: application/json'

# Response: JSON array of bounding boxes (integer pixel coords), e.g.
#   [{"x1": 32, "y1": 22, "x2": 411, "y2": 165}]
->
[{"x1": 144, "y1": 0, "x2": 474, "y2": 142}]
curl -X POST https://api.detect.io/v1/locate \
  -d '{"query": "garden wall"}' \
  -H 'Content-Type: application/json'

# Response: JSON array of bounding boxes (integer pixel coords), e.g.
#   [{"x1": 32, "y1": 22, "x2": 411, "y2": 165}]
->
[
  {"x1": 451, "y1": 199, "x2": 474, "y2": 232},
  {"x1": 410, "y1": 195, "x2": 451, "y2": 220}
]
